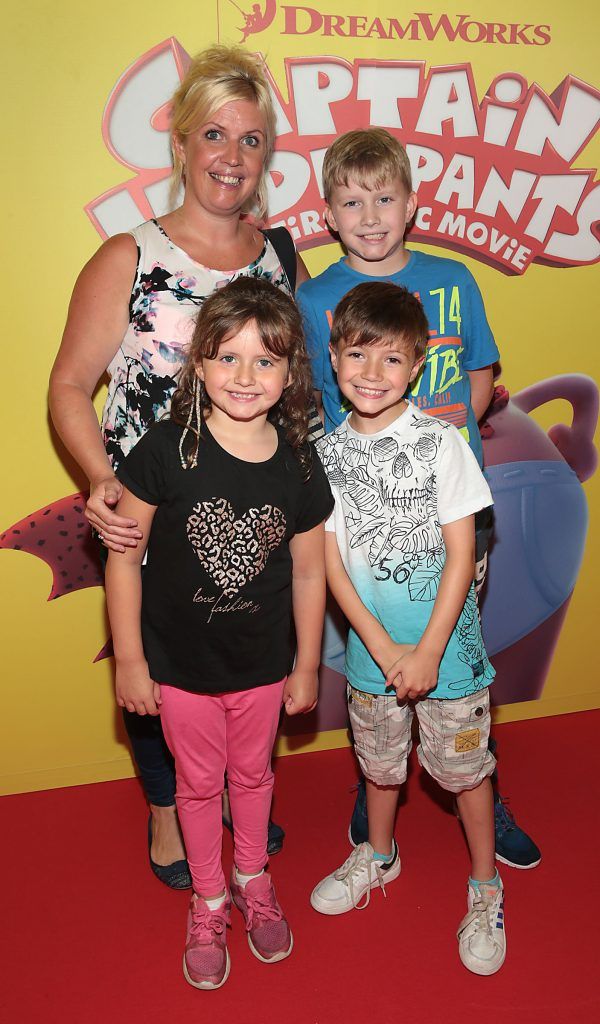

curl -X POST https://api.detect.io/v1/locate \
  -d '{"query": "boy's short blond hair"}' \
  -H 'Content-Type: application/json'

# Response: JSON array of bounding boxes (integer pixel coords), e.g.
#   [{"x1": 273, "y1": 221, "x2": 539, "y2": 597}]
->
[{"x1": 322, "y1": 128, "x2": 413, "y2": 202}]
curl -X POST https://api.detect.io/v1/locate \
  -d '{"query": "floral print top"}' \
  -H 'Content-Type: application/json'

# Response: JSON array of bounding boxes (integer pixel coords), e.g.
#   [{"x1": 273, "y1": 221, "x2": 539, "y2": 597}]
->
[{"x1": 101, "y1": 219, "x2": 291, "y2": 471}]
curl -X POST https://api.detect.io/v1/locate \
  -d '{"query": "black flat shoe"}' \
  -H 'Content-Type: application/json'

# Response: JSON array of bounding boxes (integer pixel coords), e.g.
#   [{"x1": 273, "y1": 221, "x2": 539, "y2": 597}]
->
[
  {"x1": 222, "y1": 815, "x2": 285, "y2": 857},
  {"x1": 148, "y1": 815, "x2": 192, "y2": 890}
]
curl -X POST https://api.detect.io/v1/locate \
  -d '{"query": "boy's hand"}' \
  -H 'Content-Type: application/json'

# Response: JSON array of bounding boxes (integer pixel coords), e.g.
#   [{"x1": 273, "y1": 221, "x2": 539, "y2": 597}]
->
[
  {"x1": 283, "y1": 669, "x2": 318, "y2": 716},
  {"x1": 386, "y1": 646, "x2": 440, "y2": 701},
  {"x1": 115, "y1": 660, "x2": 161, "y2": 716},
  {"x1": 381, "y1": 641, "x2": 415, "y2": 679}
]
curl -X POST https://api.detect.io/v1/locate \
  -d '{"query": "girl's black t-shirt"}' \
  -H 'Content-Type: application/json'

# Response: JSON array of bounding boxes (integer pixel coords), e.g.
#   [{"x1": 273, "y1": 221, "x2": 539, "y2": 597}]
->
[{"x1": 117, "y1": 420, "x2": 333, "y2": 694}]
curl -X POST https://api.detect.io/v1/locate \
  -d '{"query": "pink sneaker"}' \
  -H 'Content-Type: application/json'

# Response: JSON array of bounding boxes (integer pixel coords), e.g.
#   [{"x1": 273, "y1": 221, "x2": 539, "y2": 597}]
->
[
  {"x1": 183, "y1": 894, "x2": 231, "y2": 990},
  {"x1": 230, "y1": 871, "x2": 293, "y2": 963}
]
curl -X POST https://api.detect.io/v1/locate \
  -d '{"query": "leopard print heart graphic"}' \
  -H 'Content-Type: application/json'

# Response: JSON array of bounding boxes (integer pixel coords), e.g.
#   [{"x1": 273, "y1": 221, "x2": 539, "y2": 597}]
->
[{"x1": 187, "y1": 498, "x2": 286, "y2": 597}]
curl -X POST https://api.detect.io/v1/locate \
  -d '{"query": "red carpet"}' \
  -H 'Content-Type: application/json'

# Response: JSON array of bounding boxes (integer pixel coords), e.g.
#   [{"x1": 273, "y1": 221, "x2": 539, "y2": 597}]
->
[{"x1": 3, "y1": 711, "x2": 599, "y2": 1024}]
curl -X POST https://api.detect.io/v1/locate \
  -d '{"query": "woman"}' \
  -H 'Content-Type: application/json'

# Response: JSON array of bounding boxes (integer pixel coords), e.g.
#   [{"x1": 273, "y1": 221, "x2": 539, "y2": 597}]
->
[{"x1": 49, "y1": 45, "x2": 313, "y2": 888}]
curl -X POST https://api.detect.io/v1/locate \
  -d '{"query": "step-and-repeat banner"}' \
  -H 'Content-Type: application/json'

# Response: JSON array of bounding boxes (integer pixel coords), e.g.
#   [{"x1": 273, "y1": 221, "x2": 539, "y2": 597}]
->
[{"x1": 2, "y1": 1, "x2": 598, "y2": 792}]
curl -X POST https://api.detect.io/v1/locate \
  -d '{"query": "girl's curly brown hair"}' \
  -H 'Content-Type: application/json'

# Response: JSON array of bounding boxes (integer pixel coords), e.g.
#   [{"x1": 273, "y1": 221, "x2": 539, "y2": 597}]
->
[{"x1": 171, "y1": 277, "x2": 314, "y2": 478}]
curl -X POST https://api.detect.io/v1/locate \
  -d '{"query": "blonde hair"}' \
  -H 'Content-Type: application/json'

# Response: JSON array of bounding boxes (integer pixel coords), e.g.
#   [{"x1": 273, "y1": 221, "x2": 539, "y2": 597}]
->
[
  {"x1": 170, "y1": 45, "x2": 276, "y2": 218},
  {"x1": 322, "y1": 128, "x2": 413, "y2": 202}
]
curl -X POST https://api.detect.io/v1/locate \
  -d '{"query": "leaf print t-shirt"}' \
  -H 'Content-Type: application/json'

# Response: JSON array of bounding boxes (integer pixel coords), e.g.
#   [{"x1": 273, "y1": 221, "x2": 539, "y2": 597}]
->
[
  {"x1": 101, "y1": 219, "x2": 292, "y2": 472},
  {"x1": 117, "y1": 420, "x2": 333, "y2": 694},
  {"x1": 316, "y1": 405, "x2": 495, "y2": 699}
]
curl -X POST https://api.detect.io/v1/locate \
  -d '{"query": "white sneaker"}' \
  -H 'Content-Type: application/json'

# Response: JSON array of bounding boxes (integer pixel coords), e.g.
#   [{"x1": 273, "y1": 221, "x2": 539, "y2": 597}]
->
[
  {"x1": 310, "y1": 841, "x2": 401, "y2": 915},
  {"x1": 457, "y1": 880, "x2": 506, "y2": 975}
]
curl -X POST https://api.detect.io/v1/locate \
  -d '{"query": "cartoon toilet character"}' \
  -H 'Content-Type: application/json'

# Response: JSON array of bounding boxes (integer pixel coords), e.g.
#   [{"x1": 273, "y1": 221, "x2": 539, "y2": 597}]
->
[{"x1": 480, "y1": 375, "x2": 598, "y2": 705}]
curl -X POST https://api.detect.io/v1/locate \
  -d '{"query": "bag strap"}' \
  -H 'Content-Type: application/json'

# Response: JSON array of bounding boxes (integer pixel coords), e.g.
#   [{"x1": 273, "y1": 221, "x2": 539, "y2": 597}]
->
[{"x1": 263, "y1": 226, "x2": 297, "y2": 292}]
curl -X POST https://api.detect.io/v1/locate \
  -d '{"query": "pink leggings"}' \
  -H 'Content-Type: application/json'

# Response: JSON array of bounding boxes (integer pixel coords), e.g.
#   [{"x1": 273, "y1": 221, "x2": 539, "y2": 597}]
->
[{"x1": 159, "y1": 679, "x2": 285, "y2": 897}]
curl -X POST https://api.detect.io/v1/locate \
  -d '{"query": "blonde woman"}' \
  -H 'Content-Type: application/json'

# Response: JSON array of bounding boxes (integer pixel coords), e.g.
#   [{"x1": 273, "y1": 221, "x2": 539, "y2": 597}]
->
[{"x1": 50, "y1": 45, "x2": 314, "y2": 888}]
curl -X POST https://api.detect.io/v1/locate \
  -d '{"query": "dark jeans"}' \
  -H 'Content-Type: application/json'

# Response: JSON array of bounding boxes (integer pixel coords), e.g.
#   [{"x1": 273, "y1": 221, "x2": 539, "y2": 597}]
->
[
  {"x1": 122, "y1": 708, "x2": 177, "y2": 807},
  {"x1": 99, "y1": 541, "x2": 177, "y2": 807}
]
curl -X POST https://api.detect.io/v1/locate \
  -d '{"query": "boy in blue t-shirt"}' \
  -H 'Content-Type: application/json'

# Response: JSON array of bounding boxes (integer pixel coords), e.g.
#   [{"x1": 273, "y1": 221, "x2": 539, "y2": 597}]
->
[{"x1": 298, "y1": 127, "x2": 540, "y2": 870}]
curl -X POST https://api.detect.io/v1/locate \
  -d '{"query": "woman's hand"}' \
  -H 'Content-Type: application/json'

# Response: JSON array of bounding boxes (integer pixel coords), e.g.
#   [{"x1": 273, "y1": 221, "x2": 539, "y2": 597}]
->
[
  {"x1": 283, "y1": 668, "x2": 318, "y2": 715},
  {"x1": 115, "y1": 659, "x2": 161, "y2": 716},
  {"x1": 86, "y1": 476, "x2": 143, "y2": 552}
]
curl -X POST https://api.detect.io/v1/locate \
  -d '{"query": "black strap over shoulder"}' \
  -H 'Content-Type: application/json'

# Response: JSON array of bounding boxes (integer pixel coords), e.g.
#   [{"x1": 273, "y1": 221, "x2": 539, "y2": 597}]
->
[{"x1": 263, "y1": 226, "x2": 297, "y2": 292}]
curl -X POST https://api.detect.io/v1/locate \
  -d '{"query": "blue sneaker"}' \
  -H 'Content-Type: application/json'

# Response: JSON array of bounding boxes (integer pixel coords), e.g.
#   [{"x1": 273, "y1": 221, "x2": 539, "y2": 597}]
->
[
  {"x1": 494, "y1": 794, "x2": 541, "y2": 869},
  {"x1": 348, "y1": 777, "x2": 368, "y2": 847}
]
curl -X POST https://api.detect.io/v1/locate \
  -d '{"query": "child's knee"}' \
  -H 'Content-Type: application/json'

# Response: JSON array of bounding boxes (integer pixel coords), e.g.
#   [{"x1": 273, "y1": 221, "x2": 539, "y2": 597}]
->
[{"x1": 227, "y1": 762, "x2": 274, "y2": 792}]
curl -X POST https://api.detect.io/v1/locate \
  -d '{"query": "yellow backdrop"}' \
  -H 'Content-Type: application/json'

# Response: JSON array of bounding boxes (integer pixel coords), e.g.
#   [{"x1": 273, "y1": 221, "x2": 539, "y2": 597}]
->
[{"x1": 1, "y1": 0, "x2": 598, "y2": 795}]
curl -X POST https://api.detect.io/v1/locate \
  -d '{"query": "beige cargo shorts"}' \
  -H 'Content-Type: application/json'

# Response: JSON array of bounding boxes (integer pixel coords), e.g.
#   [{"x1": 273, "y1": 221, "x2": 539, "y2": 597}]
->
[{"x1": 348, "y1": 685, "x2": 496, "y2": 793}]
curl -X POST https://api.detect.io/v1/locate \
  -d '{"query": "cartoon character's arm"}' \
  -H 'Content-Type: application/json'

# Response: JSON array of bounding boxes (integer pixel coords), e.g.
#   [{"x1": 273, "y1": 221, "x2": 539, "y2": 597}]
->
[{"x1": 513, "y1": 374, "x2": 598, "y2": 482}]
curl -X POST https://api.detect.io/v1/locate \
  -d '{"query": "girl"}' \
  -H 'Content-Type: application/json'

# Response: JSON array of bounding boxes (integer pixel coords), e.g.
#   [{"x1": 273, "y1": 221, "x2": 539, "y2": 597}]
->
[{"x1": 105, "y1": 277, "x2": 333, "y2": 990}]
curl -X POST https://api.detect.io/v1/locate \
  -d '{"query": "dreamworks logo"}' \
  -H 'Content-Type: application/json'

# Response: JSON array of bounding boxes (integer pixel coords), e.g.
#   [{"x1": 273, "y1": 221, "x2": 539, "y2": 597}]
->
[
  {"x1": 225, "y1": 0, "x2": 276, "y2": 41},
  {"x1": 224, "y1": 2, "x2": 551, "y2": 45}
]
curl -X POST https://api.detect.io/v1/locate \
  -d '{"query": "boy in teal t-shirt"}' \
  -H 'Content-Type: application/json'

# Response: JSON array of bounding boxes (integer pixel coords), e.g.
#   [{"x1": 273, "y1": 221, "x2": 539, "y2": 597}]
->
[
  {"x1": 311, "y1": 280, "x2": 504, "y2": 975},
  {"x1": 298, "y1": 127, "x2": 541, "y2": 871}
]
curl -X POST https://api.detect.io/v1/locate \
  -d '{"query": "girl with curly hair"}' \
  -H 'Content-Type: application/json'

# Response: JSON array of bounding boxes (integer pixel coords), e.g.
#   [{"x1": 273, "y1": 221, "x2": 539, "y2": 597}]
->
[{"x1": 105, "y1": 276, "x2": 333, "y2": 989}]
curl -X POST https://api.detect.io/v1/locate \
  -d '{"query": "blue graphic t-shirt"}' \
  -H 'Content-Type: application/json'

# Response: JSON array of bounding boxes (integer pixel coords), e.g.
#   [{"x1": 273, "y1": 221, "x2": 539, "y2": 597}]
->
[
  {"x1": 316, "y1": 405, "x2": 495, "y2": 698},
  {"x1": 298, "y1": 250, "x2": 499, "y2": 466}
]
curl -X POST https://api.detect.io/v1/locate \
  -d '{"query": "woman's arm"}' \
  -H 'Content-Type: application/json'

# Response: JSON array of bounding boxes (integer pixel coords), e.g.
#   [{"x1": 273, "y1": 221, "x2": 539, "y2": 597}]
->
[
  {"x1": 49, "y1": 233, "x2": 142, "y2": 550},
  {"x1": 104, "y1": 487, "x2": 160, "y2": 715},
  {"x1": 283, "y1": 522, "x2": 326, "y2": 715}
]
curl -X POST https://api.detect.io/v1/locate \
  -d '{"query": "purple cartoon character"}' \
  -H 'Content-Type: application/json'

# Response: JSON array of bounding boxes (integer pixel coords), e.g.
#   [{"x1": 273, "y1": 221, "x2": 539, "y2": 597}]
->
[{"x1": 479, "y1": 375, "x2": 598, "y2": 704}]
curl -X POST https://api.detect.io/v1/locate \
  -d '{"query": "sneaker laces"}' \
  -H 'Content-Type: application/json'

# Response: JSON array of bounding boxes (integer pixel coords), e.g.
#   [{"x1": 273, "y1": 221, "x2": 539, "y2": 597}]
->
[
  {"x1": 190, "y1": 900, "x2": 229, "y2": 943},
  {"x1": 494, "y1": 796, "x2": 517, "y2": 835},
  {"x1": 334, "y1": 844, "x2": 388, "y2": 911},
  {"x1": 242, "y1": 886, "x2": 282, "y2": 931},
  {"x1": 457, "y1": 889, "x2": 497, "y2": 942}
]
